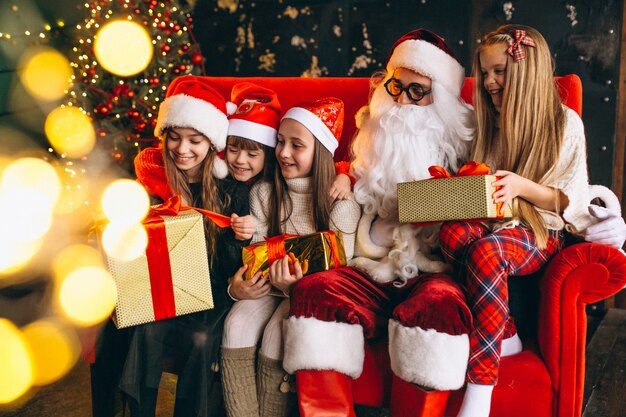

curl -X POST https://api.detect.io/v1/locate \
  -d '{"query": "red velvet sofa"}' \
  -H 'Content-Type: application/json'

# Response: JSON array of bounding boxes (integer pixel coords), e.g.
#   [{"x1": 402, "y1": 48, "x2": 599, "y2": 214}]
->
[{"x1": 205, "y1": 75, "x2": 626, "y2": 417}]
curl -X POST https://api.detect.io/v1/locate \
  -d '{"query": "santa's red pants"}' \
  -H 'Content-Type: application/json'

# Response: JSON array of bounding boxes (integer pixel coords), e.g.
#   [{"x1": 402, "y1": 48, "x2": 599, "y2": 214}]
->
[
  {"x1": 283, "y1": 266, "x2": 472, "y2": 390},
  {"x1": 439, "y1": 221, "x2": 562, "y2": 385}
]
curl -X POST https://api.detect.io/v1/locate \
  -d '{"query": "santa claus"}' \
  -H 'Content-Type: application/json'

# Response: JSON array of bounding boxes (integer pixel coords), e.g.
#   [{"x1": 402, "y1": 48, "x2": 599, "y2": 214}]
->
[{"x1": 283, "y1": 29, "x2": 475, "y2": 417}]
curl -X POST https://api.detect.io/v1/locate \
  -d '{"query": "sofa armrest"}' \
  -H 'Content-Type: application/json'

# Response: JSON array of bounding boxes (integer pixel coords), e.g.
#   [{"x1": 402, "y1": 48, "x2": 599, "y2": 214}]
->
[{"x1": 537, "y1": 243, "x2": 626, "y2": 417}]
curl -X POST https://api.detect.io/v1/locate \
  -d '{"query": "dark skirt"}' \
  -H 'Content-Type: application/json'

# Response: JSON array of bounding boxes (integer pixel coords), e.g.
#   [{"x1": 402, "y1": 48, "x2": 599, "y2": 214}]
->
[{"x1": 119, "y1": 291, "x2": 231, "y2": 417}]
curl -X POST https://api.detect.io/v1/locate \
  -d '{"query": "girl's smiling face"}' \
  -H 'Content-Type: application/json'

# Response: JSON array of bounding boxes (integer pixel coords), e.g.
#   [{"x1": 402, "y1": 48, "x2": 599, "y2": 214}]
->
[
  {"x1": 166, "y1": 127, "x2": 212, "y2": 181},
  {"x1": 225, "y1": 140, "x2": 265, "y2": 182},
  {"x1": 480, "y1": 43, "x2": 508, "y2": 111},
  {"x1": 275, "y1": 118, "x2": 315, "y2": 179}
]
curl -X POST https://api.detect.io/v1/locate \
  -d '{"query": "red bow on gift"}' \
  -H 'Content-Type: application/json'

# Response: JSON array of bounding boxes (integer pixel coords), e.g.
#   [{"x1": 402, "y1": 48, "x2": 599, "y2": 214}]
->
[
  {"x1": 428, "y1": 161, "x2": 491, "y2": 179},
  {"x1": 147, "y1": 195, "x2": 231, "y2": 228},
  {"x1": 506, "y1": 29, "x2": 536, "y2": 62}
]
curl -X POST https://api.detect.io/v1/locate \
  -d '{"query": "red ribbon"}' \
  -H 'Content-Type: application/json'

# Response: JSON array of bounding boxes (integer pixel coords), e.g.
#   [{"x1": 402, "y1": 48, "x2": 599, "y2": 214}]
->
[
  {"x1": 143, "y1": 196, "x2": 232, "y2": 320},
  {"x1": 426, "y1": 161, "x2": 506, "y2": 219},
  {"x1": 326, "y1": 231, "x2": 342, "y2": 268},
  {"x1": 506, "y1": 29, "x2": 536, "y2": 62}
]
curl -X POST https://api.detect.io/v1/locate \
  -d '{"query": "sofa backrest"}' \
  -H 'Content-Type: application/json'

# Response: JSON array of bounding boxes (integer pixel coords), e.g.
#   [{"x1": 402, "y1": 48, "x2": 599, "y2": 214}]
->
[{"x1": 204, "y1": 75, "x2": 582, "y2": 162}]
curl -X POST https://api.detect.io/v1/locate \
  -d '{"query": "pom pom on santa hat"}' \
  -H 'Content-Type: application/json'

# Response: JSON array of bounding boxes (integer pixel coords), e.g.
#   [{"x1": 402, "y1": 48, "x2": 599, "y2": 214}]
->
[
  {"x1": 228, "y1": 82, "x2": 281, "y2": 148},
  {"x1": 386, "y1": 28, "x2": 465, "y2": 97},
  {"x1": 282, "y1": 97, "x2": 344, "y2": 155},
  {"x1": 154, "y1": 75, "x2": 229, "y2": 178}
]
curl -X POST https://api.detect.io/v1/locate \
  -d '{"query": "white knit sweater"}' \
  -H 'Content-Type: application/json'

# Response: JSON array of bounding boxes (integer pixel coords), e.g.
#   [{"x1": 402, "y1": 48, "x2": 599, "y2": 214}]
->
[
  {"x1": 492, "y1": 107, "x2": 595, "y2": 233},
  {"x1": 249, "y1": 177, "x2": 361, "y2": 260}
]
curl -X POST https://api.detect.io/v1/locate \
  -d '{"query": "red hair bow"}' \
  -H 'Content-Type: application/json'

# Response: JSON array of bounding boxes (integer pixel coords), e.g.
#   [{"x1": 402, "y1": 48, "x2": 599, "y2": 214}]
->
[{"x1": 506, "y1": 30, "x2": 536, "y2": 62}]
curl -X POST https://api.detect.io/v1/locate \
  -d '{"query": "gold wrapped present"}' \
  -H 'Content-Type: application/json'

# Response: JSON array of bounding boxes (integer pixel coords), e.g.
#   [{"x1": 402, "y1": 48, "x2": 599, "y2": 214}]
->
[
  {"x1": 397, "y1": 162, "x2": 513, "y2": 224},
  {"x1": 242, "y1": 231, "x2": 346, "y2": 281},
  {"x1": 98, "y1": 197, "x2": 230, "y2": 328}
]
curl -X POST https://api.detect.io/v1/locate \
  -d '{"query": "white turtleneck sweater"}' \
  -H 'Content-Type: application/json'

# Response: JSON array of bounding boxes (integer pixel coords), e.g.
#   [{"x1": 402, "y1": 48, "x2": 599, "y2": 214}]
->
[{"x1": 249, "y1": 177, "x2": 361, "y2": 260}]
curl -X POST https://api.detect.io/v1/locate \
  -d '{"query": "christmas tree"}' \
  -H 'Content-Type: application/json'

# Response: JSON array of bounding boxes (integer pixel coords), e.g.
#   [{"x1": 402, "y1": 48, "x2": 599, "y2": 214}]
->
[{"x1": 66, "y1": 0, "x2": 204, "y2": 174}]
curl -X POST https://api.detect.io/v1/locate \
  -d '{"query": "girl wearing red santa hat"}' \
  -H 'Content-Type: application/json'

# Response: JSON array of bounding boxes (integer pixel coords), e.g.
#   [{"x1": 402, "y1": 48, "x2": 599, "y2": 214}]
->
[
  {"x1": 220, "y1": 97, "x2": 361, "y2": 417},
  {"x1": 438, "y1": 24, "x2": 617, "y2": 417},
  {"x1": 119, "y1": 75, "x2": 251, "y2": 417}
]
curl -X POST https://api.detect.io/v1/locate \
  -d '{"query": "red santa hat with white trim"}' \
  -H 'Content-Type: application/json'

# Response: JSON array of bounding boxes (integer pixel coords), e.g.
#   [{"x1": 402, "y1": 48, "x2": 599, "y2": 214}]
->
[
  {"x1": 227, "y1": 82, "x2": 281, "y2": 148},
  {"x1": 154, "y1": 75, "x2": 230, "y2": 178},
  {"x1": 281, "y1": 97, "x2": 344, "y2": 156},
  {"x1": 385, "y1": 28, "x2": 465, "y2": 97}
]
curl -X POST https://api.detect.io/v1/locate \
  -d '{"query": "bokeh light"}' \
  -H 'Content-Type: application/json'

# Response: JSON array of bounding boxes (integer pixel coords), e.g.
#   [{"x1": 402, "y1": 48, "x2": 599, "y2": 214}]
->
[
  {"x1": 44, "y1": 107, "x2": 96, "y2": 159},
  {"x1": 52, "y1": 244, "x2": 104, "y2": 284},
  {"x1": 59, "y1": 266, "x2": 117, "y2": 326},
  {"x1": 94, "y1": 20, "x2": 153, "y2": 77},
  {"x1": 101, "y1": 179, "x2": 149, "y2": 225},
  {"x1": 21, "y1": 320, "x2": 80, "y2": 386},
  {"x1": 1, "y1": 157, "x2": 61, "y2": 208},
  {"x1": 19, "y1": 47, "x2": 72, "y2": 101},
  {"x1": 101, "y1": 222, "x2": 148, "y2": 261},
  {"x1": 0, "y1": 237, "x2": 43, "y2": 276},
  {"x1": 0, "y1": 319, "x2": 33, "y2": 404}
]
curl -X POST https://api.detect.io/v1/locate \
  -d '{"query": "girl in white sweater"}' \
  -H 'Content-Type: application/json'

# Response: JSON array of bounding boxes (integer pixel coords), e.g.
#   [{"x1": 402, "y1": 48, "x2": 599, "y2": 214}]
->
[
  {"x1": 439, "y1": 24, "x2": 600, "y2": 417},
  {"x1": 221, "y1": 97, "x2": 361, "y2": 417}
]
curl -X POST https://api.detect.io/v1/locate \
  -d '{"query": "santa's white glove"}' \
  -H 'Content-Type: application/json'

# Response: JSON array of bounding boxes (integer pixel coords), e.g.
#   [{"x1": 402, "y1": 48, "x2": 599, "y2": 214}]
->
[{"x1": 584, "y1": 205, "x2": 626, "y2": 249}]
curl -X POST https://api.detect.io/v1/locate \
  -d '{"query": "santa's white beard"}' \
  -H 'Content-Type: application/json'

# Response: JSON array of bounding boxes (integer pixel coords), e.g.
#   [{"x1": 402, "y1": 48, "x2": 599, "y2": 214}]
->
[{"x1": 352, "y1": 86, "x2": 467, "y2": 219}]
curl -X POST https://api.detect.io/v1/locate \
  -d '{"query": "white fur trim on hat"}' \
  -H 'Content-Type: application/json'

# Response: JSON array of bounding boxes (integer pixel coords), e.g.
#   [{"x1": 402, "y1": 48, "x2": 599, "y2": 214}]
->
[
  {"x1": 212, "y1": 157, "x2": 228, "y2": 179},
  {"x1": 227, "y1": 119, "x2": 277, "y2": 148},
  {"x1": 282, "y1": 107, "x2": 338, "y2": 155},
  {"x1": 388, "y1": 319, "x2": 468, "y2": 390},
  {"x1": 387, "y1": 39, "x2": 465, "y2": 96},
  {"x1": 154, "y1": 94, "x2": 228, "y2": 151},
  {"x1": 283, "y1": 316, "x2": 364, "y2": 378}
]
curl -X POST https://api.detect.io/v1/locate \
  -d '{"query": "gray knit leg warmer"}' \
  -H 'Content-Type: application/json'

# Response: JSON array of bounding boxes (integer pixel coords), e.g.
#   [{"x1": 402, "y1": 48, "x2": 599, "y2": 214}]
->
[
  {"x1": 257, "y1": 354, "x2": 296, "y2": 417},
  {"x1": 221, "y1": 346, "x2": 260, "y2": 417}
]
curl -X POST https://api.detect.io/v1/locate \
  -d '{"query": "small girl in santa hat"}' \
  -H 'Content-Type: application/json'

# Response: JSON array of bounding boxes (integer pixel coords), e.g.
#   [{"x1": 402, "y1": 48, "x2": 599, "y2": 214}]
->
[
  {"x1": 119, "y1": 75, "x2": 251, "y2": 417},
  {"x1": 220, "y1": 97, "x2": 361, "y2": 417},
  {"x1": 438, "y1": 24, "x2": 614, "y2": 417}
]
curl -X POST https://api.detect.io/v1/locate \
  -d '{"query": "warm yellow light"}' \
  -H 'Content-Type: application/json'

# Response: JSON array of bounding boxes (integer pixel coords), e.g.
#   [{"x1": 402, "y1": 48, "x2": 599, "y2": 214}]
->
[
  {"x1": 94, "y1": 20, "x2": 153, "y2": 76},
  {"x1": 101, "y1": 222, "x2": 147, "y2": 261},
  {"x1": 19, "y1": 47, "x2": 72, "y2": 101},
  {"x1": 101, "y1": 179, "x2": 149, "y2": 225},
  {"x1": 0, "y1": 319, "x2": 33, "y2": 404},
  {"x1": 44, "y1": 107, "x2": 96, "y2": 159},
  {"x1": 52, "y1": 244, "x2": 104, "y2": 283},
  {"x1": 1, "y1": 158, "x2": 61, "y2": 208},
  {"x1": 0, "y1": 237, "x2": 42, "y2": 275},
  {"x1": 21, "y1": 320, "x2": 80, "y2": 386},
  {"x1": 59, "y1": 266, "x2": 117, "y2": 326}
]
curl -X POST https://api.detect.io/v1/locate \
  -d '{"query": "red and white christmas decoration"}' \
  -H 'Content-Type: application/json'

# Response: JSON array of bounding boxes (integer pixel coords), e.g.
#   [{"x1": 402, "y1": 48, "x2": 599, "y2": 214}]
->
[
  {"x1": 281, "y1": 97, "x2": 344, "y2": 155},
  {"x1": 227, "y1": 82, "x2": 282, "y2": 148}
]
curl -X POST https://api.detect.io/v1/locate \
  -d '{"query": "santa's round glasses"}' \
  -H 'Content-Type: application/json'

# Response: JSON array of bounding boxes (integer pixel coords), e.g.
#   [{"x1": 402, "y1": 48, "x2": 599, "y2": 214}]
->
[{"x1": 384, "y1": 78, "x2": 432, "y2": 102}]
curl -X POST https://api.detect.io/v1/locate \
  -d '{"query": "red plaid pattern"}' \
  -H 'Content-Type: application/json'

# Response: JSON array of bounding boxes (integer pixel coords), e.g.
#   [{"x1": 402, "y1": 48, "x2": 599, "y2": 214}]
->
[
  {"x1": 439, "y1": 221, "x2": 562, "y2": 384},
  {"x1": 506, "y1": 29, "x2": 536, "y2": 62}
]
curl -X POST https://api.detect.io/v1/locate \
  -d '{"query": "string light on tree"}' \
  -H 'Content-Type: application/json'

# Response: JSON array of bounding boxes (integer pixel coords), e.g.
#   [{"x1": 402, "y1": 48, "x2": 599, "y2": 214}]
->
[{"x1": 66, "y1": 0, "x2": 205, "y2": 173}]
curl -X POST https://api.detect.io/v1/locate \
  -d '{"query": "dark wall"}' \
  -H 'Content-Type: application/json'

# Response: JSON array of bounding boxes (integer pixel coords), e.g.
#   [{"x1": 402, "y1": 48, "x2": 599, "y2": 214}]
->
[{"x1": 193, "y1": 0, "x2": 622, "y2": 187}]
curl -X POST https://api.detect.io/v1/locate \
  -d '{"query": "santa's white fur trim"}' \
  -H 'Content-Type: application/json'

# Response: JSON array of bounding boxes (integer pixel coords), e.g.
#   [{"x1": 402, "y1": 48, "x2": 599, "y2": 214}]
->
[
  {"x1": 227, "y1": 119, "x2": 277, "y2": 147},
  {"x1": 387, "y1": 39, "x2": 465, "y2": 96},
  {"x1": 212, "y1": 157, "x2": 229, "y2": 179},
  {"x1": 355, "y1": 212, "x2": 391, "y2": 259},
  {"x1": 282, "y1": 107, "x2": 338, "y2": 155},
  {"x1": 155, "y1": 94, "x2": 228, "y2": 151},
  {"x1": 588, "y1": 184, "x2": 621, "y2": 214},
  {"x1": 283, "y1": 316, "x2": 364, "y2": 378},
  {"x1": 388, "y1": 319, "x2": 468, "y2": 390}
]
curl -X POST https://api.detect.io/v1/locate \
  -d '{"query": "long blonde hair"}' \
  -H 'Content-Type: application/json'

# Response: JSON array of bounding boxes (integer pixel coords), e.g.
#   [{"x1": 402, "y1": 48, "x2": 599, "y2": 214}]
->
[
  {"x1": 162, "y1": 128, "x2": 227, "y2": 261},
  {"x1": 472, "y1": 24, "x2": 565, "y2": 248}
]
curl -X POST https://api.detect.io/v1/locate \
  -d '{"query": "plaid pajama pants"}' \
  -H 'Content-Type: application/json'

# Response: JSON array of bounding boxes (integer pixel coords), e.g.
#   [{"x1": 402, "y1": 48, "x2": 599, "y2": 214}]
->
[{"x1": 439, "y1": 221, "x2": 562, "y2": 385}]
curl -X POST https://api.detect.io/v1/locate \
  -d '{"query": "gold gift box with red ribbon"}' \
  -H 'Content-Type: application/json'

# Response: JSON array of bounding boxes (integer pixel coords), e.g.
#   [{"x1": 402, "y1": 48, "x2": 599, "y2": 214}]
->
[
  {"x1": 397, "y1": 162, "x2": 514, "y2": 224},
  {"x1": 242, "y1": 231, "x2": 347, "y2": 281},
  {"x1": 98, "y1": 197, "x2": 231, "y2": 328}
]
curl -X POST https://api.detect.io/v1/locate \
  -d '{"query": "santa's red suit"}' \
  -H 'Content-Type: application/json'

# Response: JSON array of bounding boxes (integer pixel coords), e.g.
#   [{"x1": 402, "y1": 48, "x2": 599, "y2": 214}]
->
[{"x1": 282, "y1": 29, "x2": 476, "y2": 417}]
